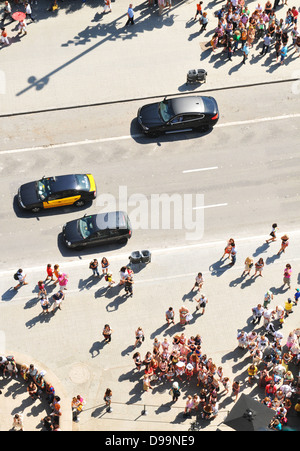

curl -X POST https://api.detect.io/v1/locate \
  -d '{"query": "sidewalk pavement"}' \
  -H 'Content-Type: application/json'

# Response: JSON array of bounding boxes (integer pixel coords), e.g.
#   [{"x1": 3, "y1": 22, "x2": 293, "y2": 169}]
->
[
  {"x1": 0, "y1": 231, "x2": 299, "y2": 430},
  {"x1": 0, "y1": 0, "x2": 299, "y2": 116}
]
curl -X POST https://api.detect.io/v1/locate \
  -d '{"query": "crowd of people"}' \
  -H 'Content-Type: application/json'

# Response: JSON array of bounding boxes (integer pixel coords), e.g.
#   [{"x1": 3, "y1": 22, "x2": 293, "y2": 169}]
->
[
  {"x1": 0, "y1": 357, "x2": 62, "y2": 430},
  {"x1": 8, "y1": 219, "x2": 300, "y2": 430},
  {"x1": 200, "y1": 0, "x2": 300, "y2": 64}
]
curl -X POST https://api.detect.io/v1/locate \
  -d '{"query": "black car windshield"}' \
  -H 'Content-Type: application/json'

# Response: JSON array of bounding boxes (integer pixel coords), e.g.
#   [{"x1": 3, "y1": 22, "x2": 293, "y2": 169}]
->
[
  {"x1": 158, "y1": 100, "x2": 174, "y2": 123},
  {"x1": 36, "y1": 178, "x2": 53, "y2": 201},
  {"x1": 78, "y1": 216, "x2": 95, "y2": 239}
]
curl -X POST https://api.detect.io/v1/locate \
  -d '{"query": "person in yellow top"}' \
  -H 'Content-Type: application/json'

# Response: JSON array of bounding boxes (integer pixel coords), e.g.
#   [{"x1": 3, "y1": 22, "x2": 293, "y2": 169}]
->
[
  {"x1": 284, "y1": 298, "x2": 294, "y2": 317},
  {"x1": 248, "y1": 364, "x2": 258, "y2": 385}
]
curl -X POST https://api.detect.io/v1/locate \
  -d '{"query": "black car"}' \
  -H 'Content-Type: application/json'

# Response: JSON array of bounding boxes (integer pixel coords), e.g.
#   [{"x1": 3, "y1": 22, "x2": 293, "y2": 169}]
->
[
  {"x1": 137, "y1": 95, "x2": 219, "y2": 137},
  {"x1": 62, "y1": 211, "x2": 132, "y2": 249},
  {"x1": 18, "y1": 174, "x2": 97, "y2": 213}
]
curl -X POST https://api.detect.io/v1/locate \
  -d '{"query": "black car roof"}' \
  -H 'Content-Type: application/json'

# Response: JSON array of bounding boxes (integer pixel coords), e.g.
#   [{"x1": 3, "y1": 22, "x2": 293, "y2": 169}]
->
[
  {"x1": 170, "y1": 96, "x2": 214, "y2": 115},
  {"x1": 43, "y1": 174, "x2": 86, "y2": 193},
  {"x1": 91, "y1": 211, "x2": 129, "y2": 230}
]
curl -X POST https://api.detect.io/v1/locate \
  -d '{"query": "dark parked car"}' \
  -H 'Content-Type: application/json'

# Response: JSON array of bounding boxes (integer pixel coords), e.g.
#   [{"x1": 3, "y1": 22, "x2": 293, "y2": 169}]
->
[
  {"x1": 137, "y1": 95, "x2": 219, "y2": 137},
  {"x1": 62, "y1": 211, "x2": 132, "y2": 249},
  {"x1": 18, "y1": 174, "x2": 97, "y2": 213}
]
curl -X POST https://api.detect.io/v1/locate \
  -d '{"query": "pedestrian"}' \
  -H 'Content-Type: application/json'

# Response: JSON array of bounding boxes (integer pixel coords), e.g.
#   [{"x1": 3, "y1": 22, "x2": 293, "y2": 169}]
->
[
  {"x1": 263, "y1": 290, "x2": 274, "y2": 308},
  {"x1": 211, "y1": 33, "x2": 219, "y2": 52},
  {"x1": 103, "y1": 0, "x2": 111, "y2": 13},
  {"x1": 242, "y1": 257, "x2": 254, "y2": 276},
  {"x1": 41, "y1": 415, "x2": 53, "y2": 431},
  {"x1": 294, "y1": 35, "x2": 300, "y2": 57},
  {"x1": 184, "y1": 395, "x2": 194, "y2": 416},
  {"x1": 40, "y1": 294, "x2": 51, "y2": 314},
  {"x1": 14, "y1": 269, "x2": 28, "y2": 290},
  {"x1": 283, "y1": 263, "x2": 292, "y2": 289},
  {"x1": 233, "y1": 28, "x2": 241, "y2": 52},
  {"x1": 27, "y1": 381, "x2": 38, "y2": 400},
  {"x1": 2, "y1": 1, "x2": 12, "y2": 25},
  {"x1": 291, "y1": 6, "x2": 299, "y2": 24},
  {"x1": 12, "y1": 413, "x2": 24, "y2": 431},
  {"x1": 247, "y1": 24, "x2": 255, "y2": 48},
  {"x1": 46, "y1": 264, "x2": 54, "y2": 281},
  {"x1": 105, "y1": 272, "x2": 115, "y2": 288},
  {"x1": 195, "y1": 294, "x2": 208, "y2": 315},
  {"x1": 53, "y1": 264, "x2": 60, "y2": 285},
  {"x1": 230, "y1": 244, "x2": 237, "y2": 265},
  {"x1": 242, "y1": 41, "x2": 250, "y2": 63},
  {"x1": 221, "y1": 238, "x2": 234, "y2": 260},
  {"x1": 52, "y1": 289, "x2": 64, "y2": 313},
  {"x1": 227, "y1": 38, "x2": 233, "y2": 61},
  {"x1": 294, "y1": 288, "x2": 300, "y2": 305},
  {"x1": 158, "y1": 0, "x2": 164, "y2": 15},
  {"x1": 263, "y1": 309, "x2": 275, "y2": 328},
  {"x1": 248, "y1": 364, "x2": 258, "y2": 385},
  {"x1": 194, "y1": 1, "x2": 203, "y2": 20},
  {"x1": 251, "y1": 304, "x2": 264, "y2": 325},
  {"x1": 277, "y1": 234, "x2": 289, "y2": 255},
  {"x1": 232, "y1": 380, "x2": 241, "y2": 402},
  {"x1": 237, "y1": 330, "x2": 248, "y2": 349},
  {"x1": 199, "y1": 12, "x2": 208, "y2": 32},
  {"x1": 37, "y1": 280, "x2": 47, "y2": 297},
  {"x1": 103, "y1": 324, "x2": 113, "y2": 343},
  {"x1": 133, "y1": 352, "x2": 142, "y2": 371},
  {"x1": 71, "y1": 397, "x2": 83, "y2": 422},
  {"x1": 191, "y1": 272, "x2": 204, "y2": 292},
  {"x1": 254, "y1": 258, "x2": 264, "y2": 277},
  {"x1": 89, "y1": 259, "x2": 100, "y2": 277},
  {"x1": 18, "y1": 19, "x2": 27, "y2": 36},
  {"x1": 165, "y1": 307, "x2": 175, "y2": 325},
  {"x1": 58, "y1": 272, "x2": 68, "y2": 290},
  {"x1": 275, "y1": 39, "x2": 282, "y2": 62},
  {"x1": 284, "y1": 298, "x2": 293, "y2": 317},
  {"x1": 261, "y1": 32, "x2": 272, "y2": 55},
  {"x1": 125, "y1": 4, "x2": 134, "y2": 26},
  {"x1": 1, "y1": 27, "x2": 9, "y2": 46},
  {"x1": 119, "y1": 266, "x2": 128, "y2": 285},
  {"x1": 104, "y1": 388, "x2": 112, "y2": 412},
  {"x1": 124, "y1": 274, "x2": 134, "y2": 297},
  {"x1": 24, "y1": 2, "x2": 35, "y2": 22},
  {"x1": 3, "y1": 356, "x2": 18, "y2": 378},
  {"x1": 143, "y1": 374, "x2": 153, "y2": 391},
  {"x1": 134, "y1": 327, "x2": 144, "y2": 348},
  {"x1": 170, "y1": 381, "x2": 181, "y2": 402},
  {"x1": 179, "y1": 305, "x2": 189, "y2": 326},
  {"x1": 280, "y1": 44, "x2": 288, "y2": 64},
  {"x1": 101, "y1": 257, "x2": 109, "y2": 275}
]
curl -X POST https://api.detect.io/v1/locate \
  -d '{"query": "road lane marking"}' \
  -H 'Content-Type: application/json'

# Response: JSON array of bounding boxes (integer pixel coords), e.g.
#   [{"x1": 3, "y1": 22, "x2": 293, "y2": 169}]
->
[
  {"x1": 1, "y1": 113, "x2": 299, "y2": 155},
  {"x1": 182, "y1": 167, "x2": 218, "y2": 174},
  {"x1": 193, "y1": 203, "x2": 228, "y2": 209}
]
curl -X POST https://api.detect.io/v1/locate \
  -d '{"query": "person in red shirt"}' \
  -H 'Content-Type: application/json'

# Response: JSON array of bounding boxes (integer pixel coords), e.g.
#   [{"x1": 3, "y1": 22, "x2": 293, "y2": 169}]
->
[
  {"x1": 291, "y1": 6, "x2": 298, "y2": 25},
  {"x1": 1, "y1": 27, "x2": 9, "y2": 46},
  {"x1": 265, "y1": 381, "x2": 277, "y2": 400},
  {"x1": 194, "y1": 1, "x2": 203, "y2": 20}
]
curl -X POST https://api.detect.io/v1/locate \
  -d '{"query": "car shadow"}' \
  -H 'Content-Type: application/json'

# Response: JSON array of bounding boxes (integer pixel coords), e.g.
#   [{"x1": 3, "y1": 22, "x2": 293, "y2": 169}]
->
[
  {"x1": 13, "y1": 195, "x2": 92, "y2": 219},
  {"x1": 57, "y1": 232, "x2": 129, "y2": 258},
  {"x1": 130, "y1": 118, "x2": 213, "y2": 145}
]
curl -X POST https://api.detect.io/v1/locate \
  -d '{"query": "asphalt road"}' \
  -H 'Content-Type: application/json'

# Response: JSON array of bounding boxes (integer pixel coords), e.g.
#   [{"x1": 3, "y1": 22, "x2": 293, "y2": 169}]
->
[{"x1": 0, "y1": 81, "x2": 299, "y2": 271}]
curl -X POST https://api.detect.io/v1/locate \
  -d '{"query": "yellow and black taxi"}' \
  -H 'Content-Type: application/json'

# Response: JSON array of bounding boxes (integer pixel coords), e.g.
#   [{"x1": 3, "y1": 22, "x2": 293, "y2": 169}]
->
[{"x1": 18, "y1": 174, "x2": 97, "y2": 213}]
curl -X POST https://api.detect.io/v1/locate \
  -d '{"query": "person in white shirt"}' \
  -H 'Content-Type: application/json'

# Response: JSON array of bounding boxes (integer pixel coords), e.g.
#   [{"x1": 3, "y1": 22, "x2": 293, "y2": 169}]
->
[
  {"x1": 25, "y1": 2, "x2": 35, "y2": 22},
  {"x1": 18, "y1": 20, "x2": 27, "y2": 36},
  {"x1": 2, "y1": 1, "x2": 11, "y2": 24}
]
